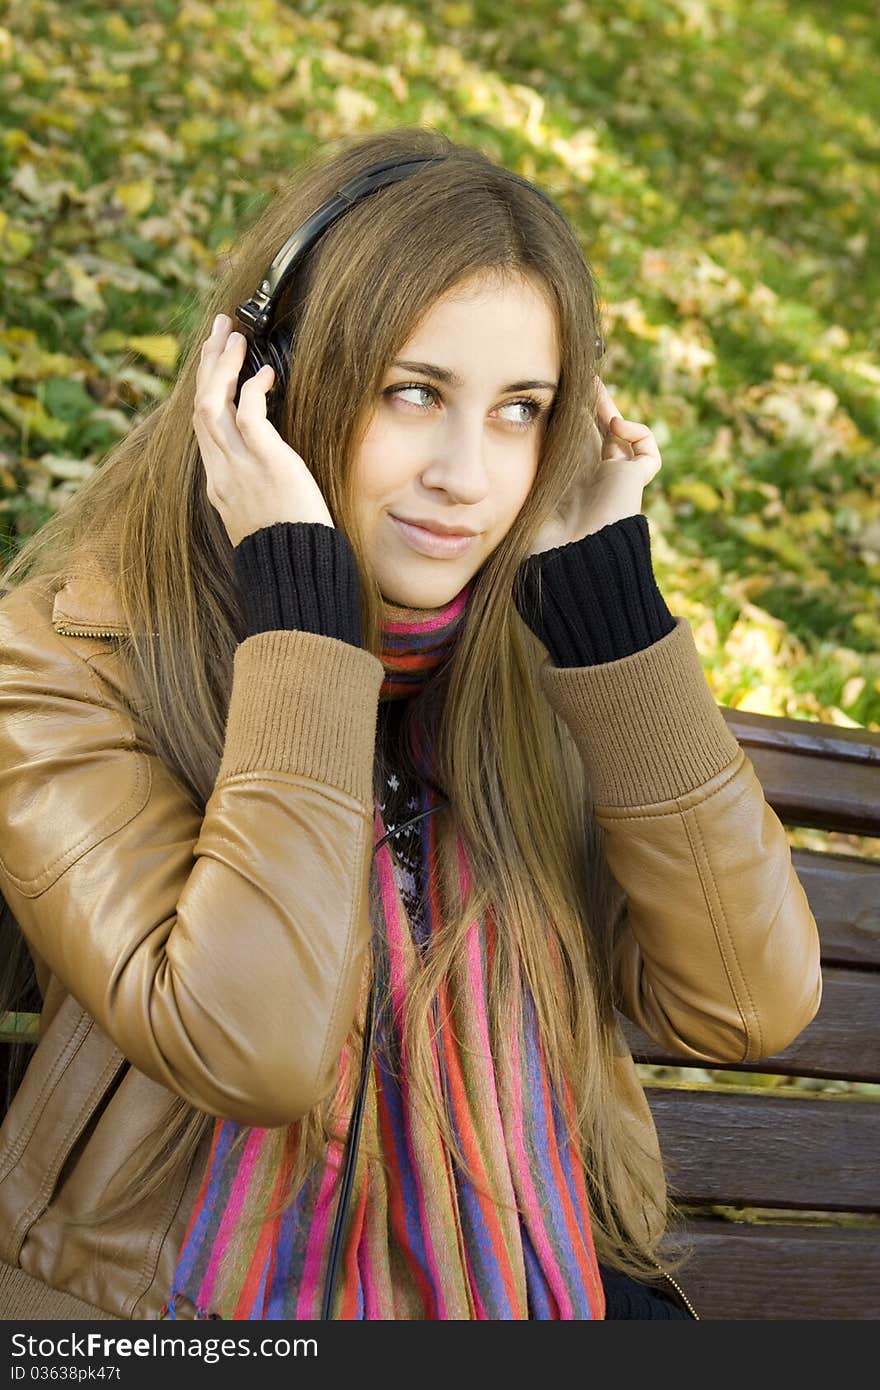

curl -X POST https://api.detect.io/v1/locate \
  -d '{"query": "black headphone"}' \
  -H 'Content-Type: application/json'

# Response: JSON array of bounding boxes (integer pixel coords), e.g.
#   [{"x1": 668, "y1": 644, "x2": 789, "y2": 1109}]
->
[
  {"x1": 231, "y1": 154, "x2": 449, "y2": 413},
  {"x1": 231, "y1": 151, "x2": 605, "y2": 412},
  {"x1": 227, "y1": 152, "x2": 602, "y2": 1319}
]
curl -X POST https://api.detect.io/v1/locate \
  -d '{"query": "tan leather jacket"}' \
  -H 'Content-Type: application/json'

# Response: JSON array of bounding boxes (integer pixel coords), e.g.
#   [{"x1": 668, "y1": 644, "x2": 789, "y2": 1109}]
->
[{"x1": 0, "y1": 547, "x2": 822, "y2": 1320}]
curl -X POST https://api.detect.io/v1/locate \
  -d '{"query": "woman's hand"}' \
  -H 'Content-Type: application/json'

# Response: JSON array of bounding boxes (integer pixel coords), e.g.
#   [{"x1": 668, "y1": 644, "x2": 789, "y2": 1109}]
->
[
  {"x1": 527, "y1": 379, "x2": 663, "y2": 556},
  {"x1": 193, "y1": 314, "x2": 335, "y2": 548}
]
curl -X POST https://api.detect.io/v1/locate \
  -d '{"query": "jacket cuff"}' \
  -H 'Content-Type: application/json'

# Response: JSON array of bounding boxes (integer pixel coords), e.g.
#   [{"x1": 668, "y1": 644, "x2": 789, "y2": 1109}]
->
[
  {"x1": 515, "y1": 514, "x2": 676, "y2": 666},
  {"x1": 233, "y1": 521, "x2": 362, "y2": 648},
  {"x1": 218, "y1": 629, "x2": 384, "y2": 804},
  {"x1": 537, "y1": 617, "x2": 742, "y2": 807}
]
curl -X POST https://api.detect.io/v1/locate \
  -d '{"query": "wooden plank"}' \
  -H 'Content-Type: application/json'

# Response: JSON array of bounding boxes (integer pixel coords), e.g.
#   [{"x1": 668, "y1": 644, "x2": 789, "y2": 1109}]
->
[
  {"x1": 719, "y1": 706, "x2": 880, "y2": 836},
  {"x1": 643, "y1": 1086, "x2": 880, "y2": 1212},
  {"x1": 620, "y1": 966, "x2": 880, "y2": 1082},
  {"x1": 664, "y1": 1218, "x2": 880, "y2": 1320},
  {"x1": 720, "y1": 705, "x2": 880, "y2": 768},
  {"x1": 791, "y1": 848, "x2": 880, "y2": 968}
]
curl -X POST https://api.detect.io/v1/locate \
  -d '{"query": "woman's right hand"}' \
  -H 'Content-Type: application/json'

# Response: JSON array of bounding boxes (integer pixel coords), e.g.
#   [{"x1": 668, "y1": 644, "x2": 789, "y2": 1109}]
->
[{"x1": 193, "y1": 313, "x2": 335, "y2": 548}]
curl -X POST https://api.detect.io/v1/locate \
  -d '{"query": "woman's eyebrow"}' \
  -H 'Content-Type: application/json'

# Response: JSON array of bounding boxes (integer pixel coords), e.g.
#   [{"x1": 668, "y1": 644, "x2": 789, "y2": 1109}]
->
[{"x1": 391, "y1": 359, "x2": 558, "y2": 393}]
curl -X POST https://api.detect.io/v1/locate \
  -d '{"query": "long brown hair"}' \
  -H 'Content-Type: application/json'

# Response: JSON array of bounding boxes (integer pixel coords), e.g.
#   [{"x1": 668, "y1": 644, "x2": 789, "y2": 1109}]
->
[{"x1": 0, "y1": 126, "x2": 678, "y2": 1279}]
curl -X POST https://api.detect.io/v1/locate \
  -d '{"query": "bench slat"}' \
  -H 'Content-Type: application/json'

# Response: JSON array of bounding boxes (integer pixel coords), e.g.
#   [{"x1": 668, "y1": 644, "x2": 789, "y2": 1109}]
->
[
  {"x1": 644, "y1": 1086, "x2": 880, "y2": 1212},
  {"x1": 791, "y1": 848, "x2": 880, "y2": 968},
  {"x1": 620, "y1": 966, "x2": 880, "y2": 1082},
  {"x1": 721, "y1": 705, "x2": 880, "y2": 767},
  {"x1": 666, "y1": 1218, "x2": 880, "y2": 1320},
  {"x1": 720, "y1": 707, "x2": 880, "y2": 836}
]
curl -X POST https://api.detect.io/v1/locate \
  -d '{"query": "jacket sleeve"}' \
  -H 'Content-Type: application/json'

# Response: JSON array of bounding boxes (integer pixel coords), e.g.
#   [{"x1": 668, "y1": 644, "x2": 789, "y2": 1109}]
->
[
  {"x1": 535, "y1": 616, "x2": 823, "y2": 1064},
  {"x1": 0, "y1": 580, "x2": 385, "y2": 1127}
]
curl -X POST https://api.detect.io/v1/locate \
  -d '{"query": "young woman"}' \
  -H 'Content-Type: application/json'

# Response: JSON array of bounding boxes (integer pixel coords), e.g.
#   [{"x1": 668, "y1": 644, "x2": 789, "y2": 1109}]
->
[{"x1": 0, "y1": 127, "x2": 821, "y2": 1322}]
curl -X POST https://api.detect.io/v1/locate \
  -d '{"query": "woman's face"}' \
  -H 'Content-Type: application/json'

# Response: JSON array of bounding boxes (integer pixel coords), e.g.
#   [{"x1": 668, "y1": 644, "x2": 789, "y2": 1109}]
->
[{"x1": 350, "y1": 270, "x2": 560, "y2": 609}]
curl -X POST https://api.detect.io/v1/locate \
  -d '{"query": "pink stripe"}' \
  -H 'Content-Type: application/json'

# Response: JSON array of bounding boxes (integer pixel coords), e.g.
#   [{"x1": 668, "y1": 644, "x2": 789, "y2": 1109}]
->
[
  {"x1": 455, "y1": 832, "x2": 519, "y2": 1320},
  {"x1": 459, "y1": 837, "x2": 503, "y2": 1118},
  {"x1": 197, "y1": 1128, "x2": 267, "y2": 1308},
  {"x1": 294, "y1": 1045, "x2": 354, "y2": 1319},
  {"x1": 507, "y1": 1008, "x2": 574, "y2": 1319},
  {"x1": 383, "y1": 583, "x2": 470, "y2": 634},
  {"x1": 294, "y1": 1138, "x2": 345, "y2": 1317},
  {"x1": 357, "y1": 1167, "x2": 381, "y2": 1318},
  {"x1": 376, "y1": 805, "x2": 449, "y2": 1317},
  {"x1": 456, "y1": 836, "x2": 508, "y2": 1150}
]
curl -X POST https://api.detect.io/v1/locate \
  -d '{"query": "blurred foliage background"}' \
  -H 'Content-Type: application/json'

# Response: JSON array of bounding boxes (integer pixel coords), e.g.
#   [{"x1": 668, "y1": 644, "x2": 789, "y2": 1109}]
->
[
  {"x1": 2, "y1": 0, "x2": 878, "y2": 719},
  {"x1": 1, "y1": 0, "x2": 878, "y2": 1116}
]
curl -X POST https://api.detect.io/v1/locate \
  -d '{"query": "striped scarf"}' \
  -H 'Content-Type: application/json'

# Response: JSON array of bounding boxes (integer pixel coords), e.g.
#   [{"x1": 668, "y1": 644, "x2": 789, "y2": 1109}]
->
[{"x1": 160, "y1": 580, "x2": 604, "y2": 1320}]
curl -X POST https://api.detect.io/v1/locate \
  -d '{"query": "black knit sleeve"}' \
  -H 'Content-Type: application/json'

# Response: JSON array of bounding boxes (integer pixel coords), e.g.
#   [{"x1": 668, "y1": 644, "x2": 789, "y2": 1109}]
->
[
  {"x1": 233, "y1": 521, "x2": 363, "y2": 648},
  {"x1": 514, "y1": 513, "x2": 676, "y2": 667}
]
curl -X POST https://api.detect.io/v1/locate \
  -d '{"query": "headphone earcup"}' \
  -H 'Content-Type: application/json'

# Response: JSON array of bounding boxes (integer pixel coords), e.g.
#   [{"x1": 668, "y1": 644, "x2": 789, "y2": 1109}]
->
[
  {"x1": 232, "y1": 327, "x2": 293, "y2": 423},
  {"x1": 232, "y1": 337, "x2": 267, "y2": 410},
  {"x1": 264, "y1": 326, "x2": 293, "y2": 387}
]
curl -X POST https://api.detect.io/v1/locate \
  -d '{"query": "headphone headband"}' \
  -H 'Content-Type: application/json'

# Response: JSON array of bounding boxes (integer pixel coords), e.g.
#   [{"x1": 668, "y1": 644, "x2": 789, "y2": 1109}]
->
[
  {"x1": 234, "y1": 155, "x2": 447, "y2": 341},
  {"x1": 230, "y1": 152, "x2": 604, "y2": 411}
]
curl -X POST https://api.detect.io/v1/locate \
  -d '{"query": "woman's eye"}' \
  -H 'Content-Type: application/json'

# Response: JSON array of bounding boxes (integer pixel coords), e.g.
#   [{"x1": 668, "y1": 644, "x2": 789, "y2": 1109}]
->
[
  {"x1": 502, "y1": 400, "x2": 541, "y2": 427},
  {"x1": 393, "y1": 385, "x2": 436, "y2": 409},
  {"x1": 389, "y1": 384, "x2": 544, "y2": 429}
]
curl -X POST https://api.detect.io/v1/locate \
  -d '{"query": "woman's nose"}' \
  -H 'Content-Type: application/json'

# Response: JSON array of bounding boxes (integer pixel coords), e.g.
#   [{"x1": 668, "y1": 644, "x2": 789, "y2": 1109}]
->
[{"x1": 419, "y1": 415, "x2": 491, "y2": 500}]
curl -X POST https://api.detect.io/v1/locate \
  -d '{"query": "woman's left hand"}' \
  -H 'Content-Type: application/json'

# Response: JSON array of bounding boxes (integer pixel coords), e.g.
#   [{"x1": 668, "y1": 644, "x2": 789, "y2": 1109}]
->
[{"x1": 527, "y1": 379, "x2": 663, "y2": 556}]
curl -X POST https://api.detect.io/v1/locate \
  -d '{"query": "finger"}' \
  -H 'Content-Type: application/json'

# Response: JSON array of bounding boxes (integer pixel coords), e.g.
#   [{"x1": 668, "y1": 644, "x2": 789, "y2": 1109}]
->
[
  {"x1": 197, "y1": 331, "x2": 248, "y2": 425},
  {"x1": 194, "y1": 336, "x2": 254, "y2": 464},
  {"x1": 195, "y1": 314, "x2": 233, "y2": 391},
  {"x1": 594, "y1": 379, "x2": 619, "y2": 429},
  {"x1": 235, "y1": 365, "x2": 275, "y2": 434},
  {"x1": 626, "y1": 431, "x2": 662, "y2": 465},
  {"x1": 610, "y1": 415, "x2": 652, "y2": 440}
]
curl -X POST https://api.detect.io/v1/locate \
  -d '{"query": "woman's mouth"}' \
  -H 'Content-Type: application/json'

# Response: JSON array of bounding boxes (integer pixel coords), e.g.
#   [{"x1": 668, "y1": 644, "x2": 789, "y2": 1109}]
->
[{"x1": 389, "y1": 515, "x2": 479, "y2": 558}]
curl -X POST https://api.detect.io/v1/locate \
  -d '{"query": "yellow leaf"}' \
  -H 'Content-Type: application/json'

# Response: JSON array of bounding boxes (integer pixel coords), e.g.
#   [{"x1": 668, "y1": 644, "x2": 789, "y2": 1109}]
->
[
  {"x1": 125, "y1": 335, "x2": 180, "y2": 371},
  {"x1": 842, "y1": 677, "x2": 866, "y2": 706},
  {"x1": 0, "y1": 388, "x2": 67, "y2": 443},
  {"x1": 34, "y1": 105, "x2": 78, "y2": 134},
  {"x1": 825, "y1": 706, "x2": 863, "y2": 729},
  {"x1": 114, "y1": 181, "x2": 155, "y2": 217},
  {"x1": 1, "y1": 128, "x2": 29, "y2": 155},
  {"x1": 55, "y1": 257, "x2": 103, "y2": 311},
  {"x1": 853, "y1": 613, "x2": 880, "y2": 641},
  {"x1": 737, "y1": 522, "x2": 809, "y2": 572},
  {"x1": 734, "y1": 686, "x2": 781, "y2": 717},
  {"x1": 18, "y1": 53, "x2": 47, "y2": 82},
  {"x1": 95, "y1": 331, "x2": 128, "y2": 352},
  {"x1": 0, "y1": 220, "x2": 33, "y2": 264},
  {"x1": 669, "y1": 480, "x2": 722, "y2": 513},
  {"x1": 791, "y1": 507, "x2": 833, "y2": 535},
  {"x1": 441, "y1": 3, "x2": 474, "y2": 23},
  {"x1": 177, "y1": 118, "x2": 216, "y2": 148},
  {"x1": 104, "y1": 15, "x2": 130, "y2": 39}
]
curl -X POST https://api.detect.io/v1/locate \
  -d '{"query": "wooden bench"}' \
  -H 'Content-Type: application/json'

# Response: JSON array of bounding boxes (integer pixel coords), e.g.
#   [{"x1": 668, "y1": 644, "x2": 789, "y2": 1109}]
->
[
  {"x1": 622, "y1": 705, "x2": 880, "y2": 1320},
  {"x1": 2, "y1": 703, "x2": 879, "y2": 1319}
]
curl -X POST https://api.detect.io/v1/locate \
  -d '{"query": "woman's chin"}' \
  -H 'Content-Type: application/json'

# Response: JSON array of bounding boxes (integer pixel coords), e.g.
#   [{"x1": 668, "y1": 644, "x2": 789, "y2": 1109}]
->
[{"x1": 379, "y1": 586, "x2": 456, "y2": 611}]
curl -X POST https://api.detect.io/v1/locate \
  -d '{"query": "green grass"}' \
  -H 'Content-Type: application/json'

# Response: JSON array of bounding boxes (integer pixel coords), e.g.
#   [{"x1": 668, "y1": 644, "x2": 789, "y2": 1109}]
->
[{"x1": 1, "y1": 0, "x2": 878, "y2": 740}]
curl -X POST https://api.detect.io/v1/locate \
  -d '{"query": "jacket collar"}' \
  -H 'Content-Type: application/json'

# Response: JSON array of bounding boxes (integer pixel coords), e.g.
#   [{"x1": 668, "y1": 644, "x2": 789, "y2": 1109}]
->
[
  {"x1": 51, "y1": 571, "x2": 136, "y2": 637},
  {"x1": 50, "y1": 540, "x2": 154, "y2": 637}
]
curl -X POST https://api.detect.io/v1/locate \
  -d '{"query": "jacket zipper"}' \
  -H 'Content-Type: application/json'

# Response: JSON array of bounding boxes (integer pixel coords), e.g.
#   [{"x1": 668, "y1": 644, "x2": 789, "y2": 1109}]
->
[
  {"x1": 651, "y1": 1257, "x2": 700, "y2": 1320},
  {"x1": 54, "y1": 624, "x2": 161, "y2": 639},
  {"x1": 53, "y1": 625, "x2": 127, "y2": 638}
]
